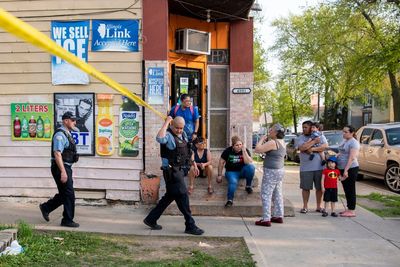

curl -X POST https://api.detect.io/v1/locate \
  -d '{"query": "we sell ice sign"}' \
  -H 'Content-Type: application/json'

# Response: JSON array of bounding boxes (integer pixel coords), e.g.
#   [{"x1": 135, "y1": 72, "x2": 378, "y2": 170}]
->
[
  {"x1": 51, "y1": 21, "x2": 89, "y2": 85},
  {"x1": 92, "y1": 20, "x2": 139, "y2": 52}
]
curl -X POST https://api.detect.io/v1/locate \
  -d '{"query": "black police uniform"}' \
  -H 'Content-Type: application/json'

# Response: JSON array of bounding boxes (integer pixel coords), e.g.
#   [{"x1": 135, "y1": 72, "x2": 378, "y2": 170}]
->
[
  {"x1": 40, "y1": 128, "x2": 79, "y2": 225},
  {"x1": 144, "y1": 128, "x2": 200, "y2": 233}
]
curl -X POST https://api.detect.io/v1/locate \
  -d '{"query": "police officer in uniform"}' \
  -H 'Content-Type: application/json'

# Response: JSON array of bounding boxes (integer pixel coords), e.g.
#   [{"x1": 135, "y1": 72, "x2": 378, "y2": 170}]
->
[
  {"x1": 39, "y1": 111, "x2": 80, "y2": 227},
  {"x1": 143, "y1": 116, "x2": 204, "y2": 235}
]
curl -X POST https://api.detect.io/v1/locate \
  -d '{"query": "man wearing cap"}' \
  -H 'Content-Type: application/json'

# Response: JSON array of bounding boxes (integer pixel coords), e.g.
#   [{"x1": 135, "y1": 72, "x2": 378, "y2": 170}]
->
[{"x1": 39, "y1": 111, "x2": 80, "y2": 227}]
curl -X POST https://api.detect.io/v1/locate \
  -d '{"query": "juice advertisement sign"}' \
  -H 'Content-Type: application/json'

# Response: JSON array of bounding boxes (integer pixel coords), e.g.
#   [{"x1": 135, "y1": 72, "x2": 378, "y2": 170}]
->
[
  {"x1": 96, "y1": 94, "x2": 114, "y2": 156},
  {"x1": 119, "y1": 96, "x2": 139, "y2": 157},
  {"x1": 11, "y1": 103, "x2": 53, "y2": 141}
]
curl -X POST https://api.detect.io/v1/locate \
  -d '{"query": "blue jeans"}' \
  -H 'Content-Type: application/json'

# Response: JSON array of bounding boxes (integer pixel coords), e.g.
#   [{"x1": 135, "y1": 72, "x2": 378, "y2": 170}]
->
[{"x1": 225, "y1": 164, "x2": 255, "y2": 201}]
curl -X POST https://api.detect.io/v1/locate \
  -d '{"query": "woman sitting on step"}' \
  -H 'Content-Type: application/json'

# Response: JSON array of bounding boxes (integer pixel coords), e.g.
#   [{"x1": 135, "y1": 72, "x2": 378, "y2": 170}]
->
[
  {"x1": 254, "y1": 124, "x2": 286, "y2": 227},
  {"x1": 217, "y1": 135, "x2": 255, "y2": 207},
  {"x1": 188, "y1": 137, "x2": 214, "y2": 195}
]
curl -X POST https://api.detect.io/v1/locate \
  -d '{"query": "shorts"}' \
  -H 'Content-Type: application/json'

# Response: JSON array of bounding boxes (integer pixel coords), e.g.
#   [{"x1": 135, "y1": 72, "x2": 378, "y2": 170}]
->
[
  {"x1": 300, "y1": 170, "x2": 323, "y2": 190},
  {"x1": 323, "y1": 188, "x2": 338, "y2": 202}
]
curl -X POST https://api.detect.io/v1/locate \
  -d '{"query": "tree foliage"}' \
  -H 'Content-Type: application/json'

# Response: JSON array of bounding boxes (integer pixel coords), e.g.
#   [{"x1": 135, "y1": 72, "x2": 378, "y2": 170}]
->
[{"x1": 269, "y1": 0, "x2": 400, "y2": 128}]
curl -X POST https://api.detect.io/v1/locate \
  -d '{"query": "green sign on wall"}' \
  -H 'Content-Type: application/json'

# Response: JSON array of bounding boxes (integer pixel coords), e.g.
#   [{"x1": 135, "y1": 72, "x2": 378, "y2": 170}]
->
[{"x1": 11, "y1": 103, "x2": 54, "y2": 141}]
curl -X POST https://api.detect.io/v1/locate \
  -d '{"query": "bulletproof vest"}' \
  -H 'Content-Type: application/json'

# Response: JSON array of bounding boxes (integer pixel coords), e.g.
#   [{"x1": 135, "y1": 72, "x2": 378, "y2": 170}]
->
[
  {"x1": 51, "y1": 128, "x2": 79, "y2": 164},
  {"x1": 160, "y1": 128, "x2": 191, "y2": 167}
]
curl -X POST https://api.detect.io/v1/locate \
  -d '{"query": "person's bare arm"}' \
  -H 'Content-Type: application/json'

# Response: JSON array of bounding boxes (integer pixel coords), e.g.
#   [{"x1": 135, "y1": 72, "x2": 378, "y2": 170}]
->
[
  {"x1": 310, "y1": 142, "x2": 328, "y2": 152},
  {"x1": 342, "y1": 148, "x2": 359, "y2": 179},
  {"x1": 216, "y1": 158, "x2": 226, "y2": 183},
  {"x1": 255, "y1": 138, "x2": 277, "y2": 154},
  {"x1": 298, "y1": 137, "x2": 320, "y2": 152},
  {"x1": 54, "y1": 151, "x2": 67, "y2": 183},
  {"x1": 157, "y1": 116, "x2": 173, "y2": 138},
  {"x1": 204, "y1": 150, "x2": 212, "y2": 167},
  {"x1": 242, "y1": 146, "x2": 253, "y2": 164}
]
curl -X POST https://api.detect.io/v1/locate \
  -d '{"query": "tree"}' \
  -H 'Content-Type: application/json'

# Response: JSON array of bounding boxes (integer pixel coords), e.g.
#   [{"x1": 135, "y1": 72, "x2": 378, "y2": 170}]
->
[
  {"x1": 253, "y1": 15, "x2": 272, "y2": 127},
  {"x1": 271, "y1": 3, "x2": 393, "y2": 128},
  {"x1": 337, "y1": 0, "x2": 400, "y2": 121}
]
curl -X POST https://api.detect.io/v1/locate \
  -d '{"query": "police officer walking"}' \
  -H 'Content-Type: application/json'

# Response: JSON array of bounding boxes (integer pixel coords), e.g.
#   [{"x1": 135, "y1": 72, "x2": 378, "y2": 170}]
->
[
  {"x1": 143, "y1": 116, "x2": 204, "y2": 235},
  {"x1": 39, "y1": 111, "x2": 80, "y2": 227}
]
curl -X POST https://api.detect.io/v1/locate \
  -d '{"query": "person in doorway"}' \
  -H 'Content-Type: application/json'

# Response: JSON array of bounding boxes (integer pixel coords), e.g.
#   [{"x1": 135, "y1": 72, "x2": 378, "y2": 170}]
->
[
  {"x1": 337, "y1": 125, "x2": 360, "y2": 217},
  {"x1": 321, "y1": 156, "x2": 341, "y2": 217},
  {"x1": 297, "y1": 120, "x2": 328, "y2": 214},
  {"x1": 143, "y1": 116, "x2": 204, "y2": 235},
  {"x1": 75, "y1": 98, "x2": 93, "y2": 132},
  {"x1": 254, "y1": 124, "x2": 286, "y2": 227},
  {"x1": 187, "y1": 137, "x2": 213, "y2": 195},
  {"x1": 39, "y1": 111, "x2": 80, "y2": 227},
  {"x1": 217, "y1": 136, "x2": 255, "y2": 207},
  {"x1": 169, "y1": 94, "x2": 199, "y2": 141}
]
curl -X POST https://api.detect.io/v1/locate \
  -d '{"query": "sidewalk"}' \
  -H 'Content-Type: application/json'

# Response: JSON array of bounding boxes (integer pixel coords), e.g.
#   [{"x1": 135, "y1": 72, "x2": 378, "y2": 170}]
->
[{"x1": 1, "y1": 165, "x2": 399, "y2": 266}]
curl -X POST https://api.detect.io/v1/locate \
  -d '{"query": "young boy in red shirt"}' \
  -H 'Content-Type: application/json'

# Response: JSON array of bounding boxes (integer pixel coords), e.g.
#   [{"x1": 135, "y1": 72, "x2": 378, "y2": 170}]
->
[{"x1": 321, "y1": 156, "x2": 341, "y2": 217}]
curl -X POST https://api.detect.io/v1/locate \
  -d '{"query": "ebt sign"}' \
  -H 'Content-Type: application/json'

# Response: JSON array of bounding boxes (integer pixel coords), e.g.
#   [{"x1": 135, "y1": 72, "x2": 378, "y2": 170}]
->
[{"x1": 92, "y1": 20, "x2": 139, "y2": 52}]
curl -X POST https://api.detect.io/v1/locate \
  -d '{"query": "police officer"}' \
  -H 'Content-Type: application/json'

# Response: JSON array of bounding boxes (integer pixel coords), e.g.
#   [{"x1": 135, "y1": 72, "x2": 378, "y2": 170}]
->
[
  {"x1": 143, "y1": 116, "x2": 204, "y2": 235},
  {"x1": 39, "y1": 111, "x2": 79, "y2": 227}
]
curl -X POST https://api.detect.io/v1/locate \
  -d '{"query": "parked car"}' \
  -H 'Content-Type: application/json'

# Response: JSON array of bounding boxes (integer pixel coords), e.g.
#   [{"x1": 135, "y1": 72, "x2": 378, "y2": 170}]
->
[
  {"x1": 252, "y1": 133, "x2": 262, "y2": 149},
  {"x1": 286, "y1": 137, "x2": 300, "y2": 163},
  {"x1": 323, "y1": 130, "x2": 344, "y2": 156},
  {"x1": 284, "y1": 134, "x2": 297, "y2": 146},
  {"x1": 356, "y1": 123, "x2": 400, "y2": 193}
]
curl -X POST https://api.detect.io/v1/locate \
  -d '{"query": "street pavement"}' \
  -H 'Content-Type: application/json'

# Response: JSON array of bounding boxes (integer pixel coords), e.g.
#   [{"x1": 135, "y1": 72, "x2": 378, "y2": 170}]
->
[{"x1": 0, "y1": 165, "x2": 399, "y2": 266}]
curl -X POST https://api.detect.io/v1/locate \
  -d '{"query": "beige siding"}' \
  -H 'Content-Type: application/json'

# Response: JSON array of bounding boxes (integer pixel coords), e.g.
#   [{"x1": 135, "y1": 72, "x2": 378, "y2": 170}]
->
[{"x1": 0, "y1": 0, "x2": 144, "y2": 201}]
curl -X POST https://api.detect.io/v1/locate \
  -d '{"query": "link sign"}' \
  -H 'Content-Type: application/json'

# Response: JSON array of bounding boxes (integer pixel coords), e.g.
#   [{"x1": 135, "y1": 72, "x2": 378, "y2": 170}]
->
[{"x1": 232, "y1": 88, "x2": 251, "y2": 94}]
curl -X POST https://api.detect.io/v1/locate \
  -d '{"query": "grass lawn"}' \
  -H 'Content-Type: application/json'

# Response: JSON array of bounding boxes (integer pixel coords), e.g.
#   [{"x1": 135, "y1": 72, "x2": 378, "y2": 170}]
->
[
  {"x1": 356, "y1": 193, "x2": 400, "y2": 218},
  {"x1": 0, "y1": 222, "x2": 255, "y2": 267}
]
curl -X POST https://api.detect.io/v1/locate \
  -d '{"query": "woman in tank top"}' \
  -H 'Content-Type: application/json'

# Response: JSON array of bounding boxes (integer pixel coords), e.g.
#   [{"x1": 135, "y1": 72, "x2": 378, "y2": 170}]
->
[
  {"x1": 254, "y1": 124, "x2": 286, "y2": 227},
  {"x1": 188, "y1": 137, "x2": 214, "y2": 194}
]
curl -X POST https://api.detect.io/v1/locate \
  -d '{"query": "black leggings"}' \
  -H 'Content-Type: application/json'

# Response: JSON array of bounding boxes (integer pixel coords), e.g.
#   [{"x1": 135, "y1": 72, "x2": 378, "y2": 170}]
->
[{"x1": 340, "y1": 167, "x2": 359, "y2": 210}]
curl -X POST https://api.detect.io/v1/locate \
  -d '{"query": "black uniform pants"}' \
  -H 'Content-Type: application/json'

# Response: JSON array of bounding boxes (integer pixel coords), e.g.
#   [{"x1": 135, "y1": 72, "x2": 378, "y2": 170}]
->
[
  {"x1": 145, "y1": 167, "x2": 196, "y2": 230},
  {"x1": 340, "y1": 167, "x2": 359, "y2": 210},
  {"x1": 42, "y1": 162, "x2": 75, "y2": 223}
]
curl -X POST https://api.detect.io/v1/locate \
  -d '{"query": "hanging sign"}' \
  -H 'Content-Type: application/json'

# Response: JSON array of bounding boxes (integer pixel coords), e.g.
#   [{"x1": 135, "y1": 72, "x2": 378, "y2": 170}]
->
[
  {"x1": 51, "y1": 20, "x2": 90, "y2": 85},
  {"x1": 96, "y1": 94, "x2": 114, "y2": 156},
  {"x1": 232, "y1": 88, "x2": 251, "y2": 94},
  {"x1": 92, "y1": 20, "x2": 139, "y2": 52},
  {"x1": 10, "y1": 103, "x2": 53, "y2": 141},
  {"x1": 180, "y1": 77, "x2": 189, "y2": 94},
  {"x1": 148, "y1": 67, "x2": 164, "y2": 105}
]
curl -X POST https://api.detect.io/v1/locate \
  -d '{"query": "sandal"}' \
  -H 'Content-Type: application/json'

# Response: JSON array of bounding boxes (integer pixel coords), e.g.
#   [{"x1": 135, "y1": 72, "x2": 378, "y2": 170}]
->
[
  {"x1": 207, "y1": 187, "x2": 214, "y2": 194},
  {"x1": 315, "y1": 208, "x2": 324, "y2": 213},
  {"x1": 300, "y1": 208, "x2": 308, "y2": 214}
]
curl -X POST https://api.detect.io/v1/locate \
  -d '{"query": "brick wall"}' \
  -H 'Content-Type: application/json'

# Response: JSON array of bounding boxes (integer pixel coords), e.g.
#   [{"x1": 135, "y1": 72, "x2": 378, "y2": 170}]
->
[
  {"x1": 144, "y1": 61, "x2": 169, "y2": 176},
  {"x1": 229, "y1": 72, "x2": 254, "y2": 151}
]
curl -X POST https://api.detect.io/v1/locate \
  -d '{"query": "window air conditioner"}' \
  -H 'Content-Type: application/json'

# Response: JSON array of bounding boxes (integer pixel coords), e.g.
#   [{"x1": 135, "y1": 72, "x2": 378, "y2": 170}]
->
[{"x1": 175, "y1": 28, "x2": 211, "y2": 55}]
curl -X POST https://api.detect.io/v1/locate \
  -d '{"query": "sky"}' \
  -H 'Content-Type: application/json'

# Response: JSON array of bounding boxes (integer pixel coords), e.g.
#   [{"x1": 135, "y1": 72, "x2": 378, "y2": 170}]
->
[{"x1": 255, "y1": 0, "x2": 322, "y2": 78}]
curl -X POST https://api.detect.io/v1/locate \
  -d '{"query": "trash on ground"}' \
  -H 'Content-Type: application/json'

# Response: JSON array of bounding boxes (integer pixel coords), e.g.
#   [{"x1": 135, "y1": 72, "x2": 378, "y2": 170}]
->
[
  {"x1": 0, "y1": 240, "x2": 24, "y2": 256},
  {"x1": 198, "y1": 241, "x2": 213, "y2": 248}
]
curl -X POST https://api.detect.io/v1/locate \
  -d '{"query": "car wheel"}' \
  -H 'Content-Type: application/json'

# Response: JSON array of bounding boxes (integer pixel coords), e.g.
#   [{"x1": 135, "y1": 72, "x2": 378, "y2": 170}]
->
[
  {"x1": 356, "y1": 173, "x2": 364, "y2": 181},
  {"x1": 384, "y1": 164, "x2": 400, "y2": 194}
]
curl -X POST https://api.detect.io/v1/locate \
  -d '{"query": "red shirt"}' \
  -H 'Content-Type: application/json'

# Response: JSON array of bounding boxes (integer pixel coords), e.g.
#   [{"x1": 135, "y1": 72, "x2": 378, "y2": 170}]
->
[{"x1": 322, "y1": 169, "x2": 340, "y2": 189}]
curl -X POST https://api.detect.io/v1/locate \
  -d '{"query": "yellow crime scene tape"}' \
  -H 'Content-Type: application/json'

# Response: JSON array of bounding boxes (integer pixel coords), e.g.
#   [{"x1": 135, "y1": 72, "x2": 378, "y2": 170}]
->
[{"x1": 0, "y1": 8, "x2": 166, "y2": 120}]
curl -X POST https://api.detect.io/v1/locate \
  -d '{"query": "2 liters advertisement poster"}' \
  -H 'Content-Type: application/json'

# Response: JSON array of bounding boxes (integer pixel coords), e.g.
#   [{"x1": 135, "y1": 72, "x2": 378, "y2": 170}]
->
[{"x1": 11, "y1": 103, "x2": 53, "y2": 141}]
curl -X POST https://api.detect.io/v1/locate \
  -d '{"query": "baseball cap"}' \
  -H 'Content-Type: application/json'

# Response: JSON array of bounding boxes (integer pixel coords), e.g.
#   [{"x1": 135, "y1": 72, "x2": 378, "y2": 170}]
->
[
  {"x1": 327, "y1": 156, "x2": 337, "y2": 163},
  {"x1": 62, "y1": 111, "x2": 76, "y2": 120}
]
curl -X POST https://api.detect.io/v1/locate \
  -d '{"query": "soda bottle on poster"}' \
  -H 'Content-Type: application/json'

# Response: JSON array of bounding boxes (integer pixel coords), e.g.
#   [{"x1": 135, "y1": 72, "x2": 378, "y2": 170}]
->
[
  {"x1": 36, "y1": 116, "x2": 44, "y2": 138},
  {"x1": 96, "y1": 94, "x2": 114, "y2": 156},
  {"x1": 44, "y1": 116, "x2": 51, "y2": 138},
  {"x1": 119, "y1": 96, "x2": 139, "y2": 157},
  {"x1": 13, "y1": 116, "x2": 21, "y2": 138},
  {"x1": 29, "y1": 115, "x2": 36, "y2": 138},
  {"x1": 21, "y1": 116, "x2": 28, "y2": 138}
]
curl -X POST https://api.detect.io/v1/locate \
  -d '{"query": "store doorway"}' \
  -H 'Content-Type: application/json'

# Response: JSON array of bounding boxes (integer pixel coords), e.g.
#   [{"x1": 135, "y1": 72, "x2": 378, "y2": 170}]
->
[{"x1": 171, "y1": 65, "x2": 203, "y2": 134}]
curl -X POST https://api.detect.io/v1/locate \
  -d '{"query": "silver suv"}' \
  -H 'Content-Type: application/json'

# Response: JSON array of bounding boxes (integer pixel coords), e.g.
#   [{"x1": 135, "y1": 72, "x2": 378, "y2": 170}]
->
[{"x1": 356, "y1": 123, "x2": 400, "y2": 193}]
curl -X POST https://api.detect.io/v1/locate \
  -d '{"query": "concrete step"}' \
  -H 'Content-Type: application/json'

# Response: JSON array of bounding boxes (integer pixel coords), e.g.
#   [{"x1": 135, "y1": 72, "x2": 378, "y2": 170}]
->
[
  {"x1": 163, "y1": 198, "x2": 295, "y2": 217},
  {"x1": 0, "y1": 229, "x2": 17, "y2": 253}
]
